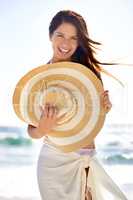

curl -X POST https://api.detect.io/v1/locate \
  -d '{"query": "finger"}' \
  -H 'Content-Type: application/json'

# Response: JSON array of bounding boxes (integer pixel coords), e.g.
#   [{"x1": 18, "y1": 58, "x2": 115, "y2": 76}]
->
[
  {"x1": 103, "y1": 98, "x2": 111, "y2": 107},
  {"x1": 47, "y1": 104, "x2": 57, "y2": 118},
  {"x1": 101, "y1": 90, "x2": 109, "y2": 96},
  {"x1": 44, "y1": 103, "x2": 50, "y2": 117},
  {"x1": 104, "y1": 90, "x2": 109, "y2": 93},
  {"x1": 103, "y1": 97, "x2": 110, "y2": 105},
  {"x1": 49, "y1": 105, "x2": 54, "y2": 118},
  {"x1": 102, "y1": 93, "x2": 109, "y2": 99},
  {"x1": 40, "y1": 111, "x2": 46, "y2": 119},
  {"x1": 39, "y1": 106, "x2": 45, "y2": 118},
  {"x1": 39, "y1": 105, "x2": 43, "y2": 112},
  {"x1": 102, "y1": 93, "x2": 110, "y2": 103},
  {"x1": 41, "y1": 104, "x2": 50, "y2": 119},
  {"x1": 101, "y1": 91, "x2": 109, "y2": 103},
  {"x1": 47, "y1": 104, "x2": 52, "y2": 118},
  {"x1": 105, "y1": 103, "x2": 112, "y2": 113},
  {"x1": 52, "y1": 106, "x2": 59, "y2": 118}
]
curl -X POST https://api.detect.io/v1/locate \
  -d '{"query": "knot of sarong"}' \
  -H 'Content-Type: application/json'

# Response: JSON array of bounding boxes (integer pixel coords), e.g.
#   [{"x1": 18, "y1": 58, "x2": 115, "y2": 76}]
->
[
  {"x1": 81, "y1": 155, "x2": 91, "y2": 168},
  {"x1": 80, "y1": 155, "x2": 93, "y2": 200}
]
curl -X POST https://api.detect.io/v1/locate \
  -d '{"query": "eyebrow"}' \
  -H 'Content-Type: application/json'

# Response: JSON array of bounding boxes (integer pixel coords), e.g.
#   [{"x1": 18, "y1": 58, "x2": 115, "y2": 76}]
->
[{"x1": 55, "y1": 31, "x2": 78, "y2": 38}]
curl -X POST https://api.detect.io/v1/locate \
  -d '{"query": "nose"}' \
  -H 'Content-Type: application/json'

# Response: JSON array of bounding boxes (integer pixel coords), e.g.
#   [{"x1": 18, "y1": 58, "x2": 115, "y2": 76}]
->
[{"x1": 61, "y1": 38, "x2": 70, "y2": 47}]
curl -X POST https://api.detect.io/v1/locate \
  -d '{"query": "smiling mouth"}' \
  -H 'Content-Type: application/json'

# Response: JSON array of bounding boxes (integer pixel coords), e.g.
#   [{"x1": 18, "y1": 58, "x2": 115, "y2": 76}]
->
[{"x1": 58, "y1": 47, "x2": 70, "y2": 55}]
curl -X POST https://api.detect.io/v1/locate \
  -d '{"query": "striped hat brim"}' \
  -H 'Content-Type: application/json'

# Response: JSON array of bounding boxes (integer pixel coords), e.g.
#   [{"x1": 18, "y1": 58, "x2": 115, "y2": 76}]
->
[{"x1": 13, "y1": 61, "x2": 106, "y2": 152}]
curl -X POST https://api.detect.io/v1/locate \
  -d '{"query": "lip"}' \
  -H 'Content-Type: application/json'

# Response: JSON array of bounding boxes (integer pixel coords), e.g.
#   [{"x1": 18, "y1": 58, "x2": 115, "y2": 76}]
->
[
  {"x1": 59, "y1": 47, "x2": 69, "y2": 53},
  {"x1": 58, "y1": 47, "x2": 70, "y2": 56}
]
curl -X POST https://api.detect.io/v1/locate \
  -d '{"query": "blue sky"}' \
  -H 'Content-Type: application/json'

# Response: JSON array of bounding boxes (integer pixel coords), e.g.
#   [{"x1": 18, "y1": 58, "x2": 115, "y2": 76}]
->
[{"x1": 0, "y1": 0, "x2": 133, "y2": 126}]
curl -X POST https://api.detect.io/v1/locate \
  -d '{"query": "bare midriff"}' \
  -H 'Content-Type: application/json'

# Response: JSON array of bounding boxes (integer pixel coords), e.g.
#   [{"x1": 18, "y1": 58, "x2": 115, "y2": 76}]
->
[{"x1": 82, "y1": 141, "x2": 95, "y2": 149}]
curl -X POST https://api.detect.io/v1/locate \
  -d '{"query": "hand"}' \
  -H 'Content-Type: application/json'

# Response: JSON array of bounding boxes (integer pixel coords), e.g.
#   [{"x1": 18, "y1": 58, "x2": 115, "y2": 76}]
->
[
  {"x1": 101, "y1": 90, "x2": 112, "y2": 113},
  {"x1": 38, "y1": 103, "x2": 65, "y2": 134}
]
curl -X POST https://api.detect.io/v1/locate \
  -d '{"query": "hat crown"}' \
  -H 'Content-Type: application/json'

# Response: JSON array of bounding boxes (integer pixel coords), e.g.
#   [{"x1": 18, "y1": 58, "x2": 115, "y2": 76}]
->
[{"x1": 39, "y1": 84, "x2": 77, "y2": 124}]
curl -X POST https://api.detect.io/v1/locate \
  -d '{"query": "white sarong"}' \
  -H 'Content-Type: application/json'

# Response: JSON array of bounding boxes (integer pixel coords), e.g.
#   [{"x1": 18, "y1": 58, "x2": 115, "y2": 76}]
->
[{"x1": 37, "y1": 141, "x2": 128, "y2": 200}]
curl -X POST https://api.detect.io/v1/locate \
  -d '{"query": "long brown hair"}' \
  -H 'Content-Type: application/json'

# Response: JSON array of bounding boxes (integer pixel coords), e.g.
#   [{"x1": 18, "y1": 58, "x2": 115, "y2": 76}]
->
[{"x1": 49, "y1": 10, "x2": 106, "y2": 81}]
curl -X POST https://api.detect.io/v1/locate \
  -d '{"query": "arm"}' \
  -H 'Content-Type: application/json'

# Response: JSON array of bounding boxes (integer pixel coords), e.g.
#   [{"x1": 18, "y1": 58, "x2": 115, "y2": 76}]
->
[
  {"x1": 27, "y1": 124, "x2": 46, "y2": 139},
  {"x1": 102, "y1": 90, "x2": 112, "y2": 113}
]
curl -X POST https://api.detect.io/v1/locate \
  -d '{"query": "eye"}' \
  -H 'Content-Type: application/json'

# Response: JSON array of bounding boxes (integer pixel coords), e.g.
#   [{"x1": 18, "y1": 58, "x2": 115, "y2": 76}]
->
[
  {"x1": 71, "y1": 36, "x2": 78, "y2": 41},
  {"x1": 55, "y1": 32, "x2": 64, "y2": 38}
]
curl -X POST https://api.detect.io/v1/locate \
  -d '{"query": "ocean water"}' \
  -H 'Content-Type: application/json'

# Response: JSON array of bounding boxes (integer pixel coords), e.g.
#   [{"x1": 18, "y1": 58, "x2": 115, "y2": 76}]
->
[{"x1": 0, "y1": 124, "x2": 133, "y2": 199}]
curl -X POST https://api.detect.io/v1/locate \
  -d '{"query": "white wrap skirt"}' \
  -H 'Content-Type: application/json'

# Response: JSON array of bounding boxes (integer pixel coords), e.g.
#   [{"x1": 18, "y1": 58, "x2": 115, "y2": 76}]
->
[{"x1": 37, "y1": 141, "x2": 128, "y2": 200}]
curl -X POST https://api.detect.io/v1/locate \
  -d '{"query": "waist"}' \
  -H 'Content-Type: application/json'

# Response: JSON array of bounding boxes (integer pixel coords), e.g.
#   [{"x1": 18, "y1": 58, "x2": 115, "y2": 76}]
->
[{"x1": 43, "y1": 136, "x2": 96, "y2": 156}]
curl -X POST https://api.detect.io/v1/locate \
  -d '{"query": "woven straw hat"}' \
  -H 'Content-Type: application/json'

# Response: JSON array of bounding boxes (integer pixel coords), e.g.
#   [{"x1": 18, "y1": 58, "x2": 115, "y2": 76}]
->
[{"x1": 13, "y1": 61, "x2": 106, "y2": 152}]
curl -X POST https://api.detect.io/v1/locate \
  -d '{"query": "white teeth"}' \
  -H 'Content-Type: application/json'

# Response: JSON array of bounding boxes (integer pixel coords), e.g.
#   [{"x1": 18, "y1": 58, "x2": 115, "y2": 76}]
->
[{"x1": 59, "y1": 48, "x2": 69, "y2": 53}]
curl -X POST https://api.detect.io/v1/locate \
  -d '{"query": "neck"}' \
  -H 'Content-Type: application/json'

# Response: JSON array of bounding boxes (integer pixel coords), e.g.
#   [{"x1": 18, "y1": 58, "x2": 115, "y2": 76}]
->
[{"x1": 50, "y1": 57, "x2": 71, "y2": 64}]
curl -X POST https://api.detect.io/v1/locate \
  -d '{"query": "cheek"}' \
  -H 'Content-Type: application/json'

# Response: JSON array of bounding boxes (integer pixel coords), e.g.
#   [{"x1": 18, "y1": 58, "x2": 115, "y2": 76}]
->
[
  {"x1": 51, "y1": 37, "x2": 59, "y2": 47},
  {"x1": 72, "y1": 44, "x2": 78, "y2": 53},
  {"x1": 52, "y1": 40, "x2": 59, "y2": 51}
]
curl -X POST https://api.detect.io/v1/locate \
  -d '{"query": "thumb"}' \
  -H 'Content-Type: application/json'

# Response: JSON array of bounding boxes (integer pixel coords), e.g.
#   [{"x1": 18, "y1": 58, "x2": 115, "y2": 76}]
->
[{"x1": 39, "y1": 105, "x2": 44, "y2": 112}]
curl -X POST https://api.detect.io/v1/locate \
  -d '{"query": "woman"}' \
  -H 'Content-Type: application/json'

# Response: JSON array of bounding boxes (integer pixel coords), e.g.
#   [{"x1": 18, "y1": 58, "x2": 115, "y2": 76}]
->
[{"x1": 28, "y1": 10, "x2": 127, "y2": 200}]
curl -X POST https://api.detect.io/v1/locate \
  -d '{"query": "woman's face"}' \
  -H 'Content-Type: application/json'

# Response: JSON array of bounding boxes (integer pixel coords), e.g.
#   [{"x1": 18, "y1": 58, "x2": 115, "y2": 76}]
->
[{"x1": 50, "y1": 22, "x2": 78, "y2": 62}]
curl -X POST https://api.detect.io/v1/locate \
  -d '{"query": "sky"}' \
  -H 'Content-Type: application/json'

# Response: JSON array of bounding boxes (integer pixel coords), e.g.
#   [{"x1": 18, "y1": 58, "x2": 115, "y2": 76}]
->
[{"x1": 0, "y1": 0, "x2": 133, "y2": 126}]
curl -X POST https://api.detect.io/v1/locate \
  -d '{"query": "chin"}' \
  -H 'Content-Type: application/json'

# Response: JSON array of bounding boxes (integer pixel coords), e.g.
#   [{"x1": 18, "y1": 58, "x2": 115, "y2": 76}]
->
[
  {"x1": 56, "y1": 53, "x2": 73, "y2": 61},
  {"x1": 57, "y1": 57, "x2": 71, "y2": 62}
]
